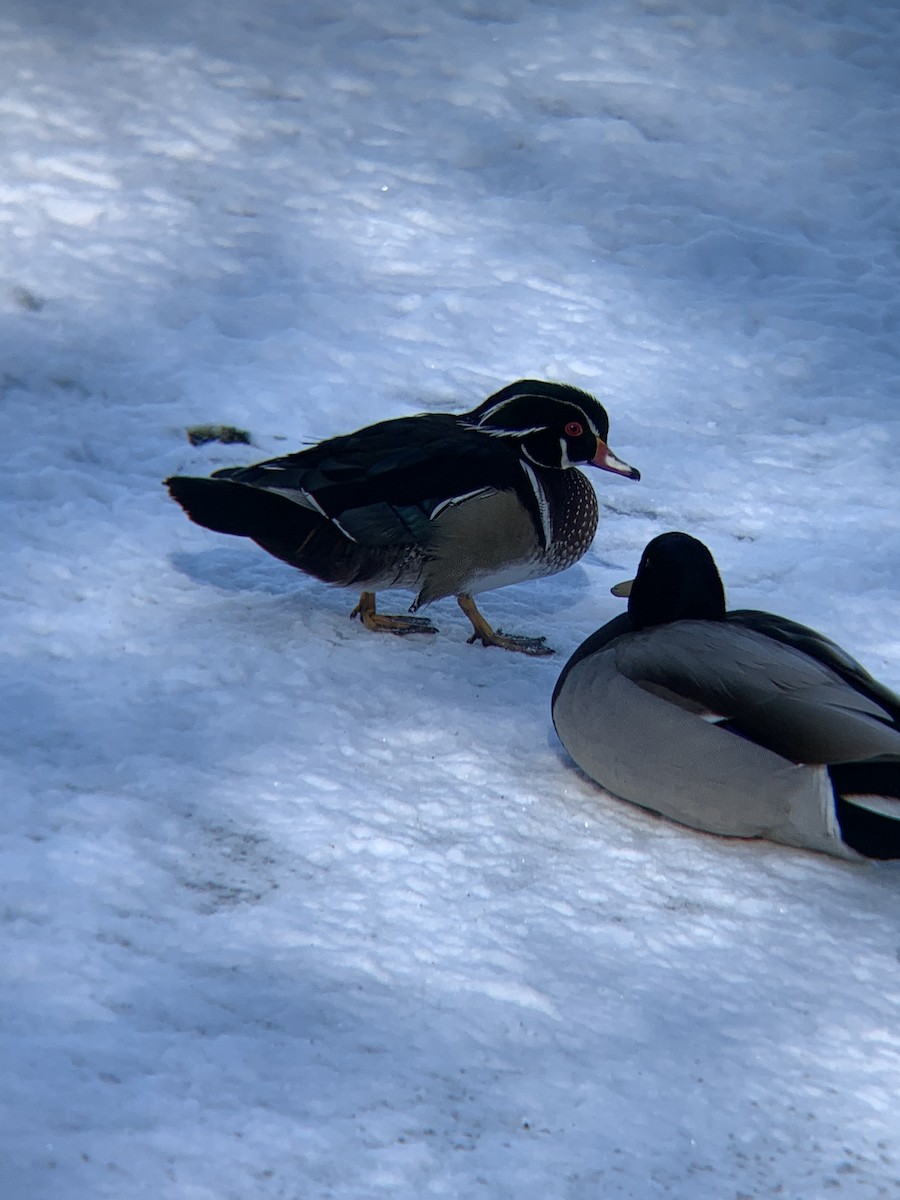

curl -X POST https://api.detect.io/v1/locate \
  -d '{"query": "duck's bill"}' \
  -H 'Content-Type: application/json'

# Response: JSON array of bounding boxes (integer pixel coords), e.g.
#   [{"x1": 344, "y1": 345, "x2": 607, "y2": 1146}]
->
[
  {"x1": 592, "y1": 442, "x2": 640, "y2": 480},
  {"x1": 610, "y1": 578, "x2": 633, "y2": 598}
]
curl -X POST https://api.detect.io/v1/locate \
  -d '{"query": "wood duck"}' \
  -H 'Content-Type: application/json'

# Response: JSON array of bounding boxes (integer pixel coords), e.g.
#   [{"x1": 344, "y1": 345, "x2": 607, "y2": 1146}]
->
[
  {"x1": 166, "y1": 379, "x2": 640, "y2": 654},
  {"x1": 552, "y1": 532, "x2": 900, "y2": 858}
]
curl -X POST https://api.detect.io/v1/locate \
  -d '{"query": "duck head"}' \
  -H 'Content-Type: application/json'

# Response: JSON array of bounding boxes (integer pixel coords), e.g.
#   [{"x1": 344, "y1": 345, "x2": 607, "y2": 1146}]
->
[
  {"x1": 613, "y1": 532, "x2": 727, "y2": 630},
  {"x1": 465, "y1": 380, "x2": 640, "y2": 478}
]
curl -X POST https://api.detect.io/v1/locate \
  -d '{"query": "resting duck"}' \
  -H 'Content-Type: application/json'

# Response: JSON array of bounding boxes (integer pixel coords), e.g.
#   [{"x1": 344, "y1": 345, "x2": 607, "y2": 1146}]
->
[
  {"x1": 551, "y1": 532, "x2": 900, "y2": 859},
  {"x1": 166, "y1": 379, "x2": 640, "y2": 655}
]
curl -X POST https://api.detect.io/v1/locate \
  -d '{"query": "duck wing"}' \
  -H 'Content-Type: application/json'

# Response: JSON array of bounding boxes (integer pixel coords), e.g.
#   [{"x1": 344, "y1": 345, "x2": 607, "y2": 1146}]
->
[
  {"x1": 728, "y1": 609, "x2": 900, "y2": 729},
  {"x1": 615, "y1": 621, "x2": 900, "y2": 766},
  {"x1": 551, "y1": 613, "x2": 632, "y2": 708},
  {"x1": 213, "y1": 414, "x2": 534, "y2": 547}
]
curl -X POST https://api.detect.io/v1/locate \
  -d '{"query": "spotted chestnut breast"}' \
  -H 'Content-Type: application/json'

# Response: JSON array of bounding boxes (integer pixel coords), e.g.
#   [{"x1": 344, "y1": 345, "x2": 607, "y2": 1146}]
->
[{"x1": 538, "y1": 466, "x2": 600, "y2": 574}]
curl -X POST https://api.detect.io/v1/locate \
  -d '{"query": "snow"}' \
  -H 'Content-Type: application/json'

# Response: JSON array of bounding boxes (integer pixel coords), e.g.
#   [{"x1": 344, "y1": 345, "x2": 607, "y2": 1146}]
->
[{"x1": 2, "y1": 1, "x2": 900, "y2": 1196}]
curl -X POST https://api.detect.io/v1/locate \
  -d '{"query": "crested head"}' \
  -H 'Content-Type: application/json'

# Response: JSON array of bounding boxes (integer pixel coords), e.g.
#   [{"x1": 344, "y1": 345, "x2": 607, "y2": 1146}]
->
[
  {"x1": 464, "y1": 379, "x2": 639, "y2": 478},
  {"x1": 626, "y1": 532, "x2": 727, "y2": 630}
]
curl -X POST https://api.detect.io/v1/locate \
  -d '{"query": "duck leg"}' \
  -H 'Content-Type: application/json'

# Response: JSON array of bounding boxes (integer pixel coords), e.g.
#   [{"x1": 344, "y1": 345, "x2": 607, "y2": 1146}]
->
[
  {"x1": 350, "y1": 591, "x2": 438, "y2": 636},
  {"x1": 457, "y1": 594, "x2": 554, "y2": 657}
]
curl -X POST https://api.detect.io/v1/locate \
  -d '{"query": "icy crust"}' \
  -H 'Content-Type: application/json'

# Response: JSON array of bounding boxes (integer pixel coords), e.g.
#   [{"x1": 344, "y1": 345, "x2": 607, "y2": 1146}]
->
[{"x1": 2, "y1": 1, "x2": 900, "y2": 1198}]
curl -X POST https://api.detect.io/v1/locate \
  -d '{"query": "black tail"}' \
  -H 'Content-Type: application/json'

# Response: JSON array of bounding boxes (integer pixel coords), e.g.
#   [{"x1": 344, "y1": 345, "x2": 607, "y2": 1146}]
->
[
  {"x1": 165, "y1": 476, "x2": 314, "y2": 542},
  {"x1": 829, "y1": 762, "x2": 900, "y2": 860}
]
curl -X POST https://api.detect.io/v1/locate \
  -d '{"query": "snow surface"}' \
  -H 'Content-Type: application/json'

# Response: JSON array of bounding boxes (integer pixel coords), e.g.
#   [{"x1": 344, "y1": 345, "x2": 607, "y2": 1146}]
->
[{"x1": 2, "y1": 1, "x2": 900, "y2": 1197}]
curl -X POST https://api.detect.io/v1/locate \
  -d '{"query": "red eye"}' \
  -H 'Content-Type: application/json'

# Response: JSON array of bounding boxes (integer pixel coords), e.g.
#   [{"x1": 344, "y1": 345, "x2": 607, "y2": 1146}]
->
[{"x1": 564, "y1": 421, "x2": 583, "y2": 438}]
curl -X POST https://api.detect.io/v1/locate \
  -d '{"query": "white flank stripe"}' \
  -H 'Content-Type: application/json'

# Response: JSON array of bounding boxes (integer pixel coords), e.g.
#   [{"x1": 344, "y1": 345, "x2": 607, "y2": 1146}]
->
[{"x1": 430, "y1": 487, "x2": 496, "y2": 520}]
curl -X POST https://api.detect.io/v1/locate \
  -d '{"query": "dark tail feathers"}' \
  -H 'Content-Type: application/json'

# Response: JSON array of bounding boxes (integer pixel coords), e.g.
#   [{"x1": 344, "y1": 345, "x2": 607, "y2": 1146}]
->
[
  {"x1": 829, "y1": 762, "x2": 900, "y2": 860},
  {"x1": 165, "y1": 476, "x2": 313, "y2": 542}
]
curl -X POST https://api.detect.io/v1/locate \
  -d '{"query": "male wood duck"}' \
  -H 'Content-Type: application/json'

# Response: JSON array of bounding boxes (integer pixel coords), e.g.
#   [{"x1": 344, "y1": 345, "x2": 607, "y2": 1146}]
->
[
  {"x1": 166, "y1": 379, "x2": 640, "y2": 654},
  {"x1": 552, "y1": 532, "x2": 900, "y2": 858}
]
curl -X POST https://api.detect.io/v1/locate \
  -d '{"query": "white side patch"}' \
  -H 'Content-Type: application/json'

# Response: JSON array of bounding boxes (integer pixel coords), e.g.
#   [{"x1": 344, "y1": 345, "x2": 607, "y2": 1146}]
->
[{"x1": 520, "y1": 461, "x2": 551, "y2": 549}]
